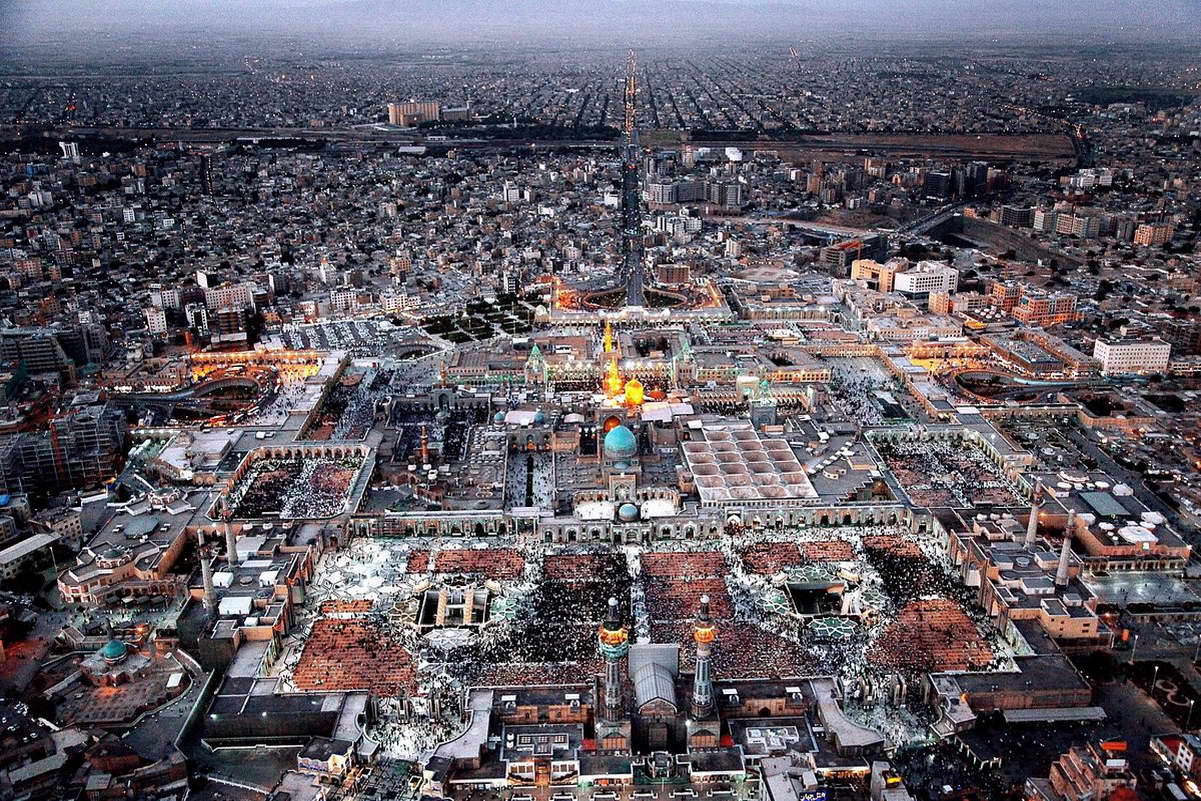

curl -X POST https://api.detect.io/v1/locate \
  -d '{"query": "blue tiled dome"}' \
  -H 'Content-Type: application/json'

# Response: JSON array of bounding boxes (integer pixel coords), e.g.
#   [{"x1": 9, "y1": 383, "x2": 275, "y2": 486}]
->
[
  {"x1": 101, "y1": 639, "x2": 128, "y2": 661},
  {"x1": 617, "y1": 503, "x2": 640, "y2": 522},
  {"x1": 603, "y1": 425, "x2": 637, "y2": 460}
]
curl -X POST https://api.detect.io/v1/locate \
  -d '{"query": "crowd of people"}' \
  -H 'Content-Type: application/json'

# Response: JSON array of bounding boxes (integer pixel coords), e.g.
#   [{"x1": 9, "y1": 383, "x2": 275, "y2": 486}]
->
[
  {"x1": 265, "y1": 520, "x2": 1011, "y2": 760},
  {"x1": 434, "y1": 548, "x2": 525, "y2": 580},
  {"x1": 504, "y1": 451, "x2": 555, "y2": 510},
  {"x1": 876, "y1": 437, "x2": 1023, "y2": 508},
  {"x1": 826, "y1": 371, "x2": 890, "y2": 426},
  {"x1": 331, "y1": 376, "x2": 385, "y2": 440},
  {"x1": 229, "y1": 456, "x2": 361, "y2": 519},
  {"x1": 870, "y1": 598, "x2": 996, "y2": 673},
  {"x1": 242, "y1": 378, "x2": 311, "y2": 427}
]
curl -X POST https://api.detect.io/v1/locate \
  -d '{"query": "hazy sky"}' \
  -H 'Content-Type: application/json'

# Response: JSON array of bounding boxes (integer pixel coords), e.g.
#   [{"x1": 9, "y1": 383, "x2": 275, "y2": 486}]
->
[{"x1": 4, "y1": 0, "x2": 1201, "y2": 48}]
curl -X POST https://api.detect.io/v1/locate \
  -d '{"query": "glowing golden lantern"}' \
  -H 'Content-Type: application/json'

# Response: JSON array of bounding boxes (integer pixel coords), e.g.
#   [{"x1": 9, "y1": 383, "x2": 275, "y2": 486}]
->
[
  {"x1": 598, "y1": 624, "x2": 629, "y2": 648},
  {"x1": 624, "y1": 378, "x2": 644, "y2": 406}
]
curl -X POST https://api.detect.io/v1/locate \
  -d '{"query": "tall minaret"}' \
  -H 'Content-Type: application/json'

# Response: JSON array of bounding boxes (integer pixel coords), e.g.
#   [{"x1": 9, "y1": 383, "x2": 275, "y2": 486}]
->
[
  {"x1": 223, "y1": 511, "x2": 238, "y2": 566},
  {"x1": 691, "y1": 594, "x2": 716, "y2": 719},
  {"x1": 1024, "y1": 482, "x2": 1043, "y2": 548},
  {"x1": 597, "y1": 597, "x2": 630, "y2": 722},
  {"x1": 1055, "y1": 509, "x2": 1077, "y2": 588},
  {"x1": 198, "y1": 530, "x2": 216, "y2": 613}
]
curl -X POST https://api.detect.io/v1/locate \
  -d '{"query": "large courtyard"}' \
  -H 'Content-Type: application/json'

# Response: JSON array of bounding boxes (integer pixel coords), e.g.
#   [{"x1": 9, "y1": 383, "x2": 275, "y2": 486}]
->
[
  {"x1": 267, "y1": 519, "x2": 1015, "y2": 760},
  {"x1": 873, "y1": 435, "x2": 1024, "y2": 509},
  {"x1": 226, "y1": 454, "x2": 367, "y2": 519}
]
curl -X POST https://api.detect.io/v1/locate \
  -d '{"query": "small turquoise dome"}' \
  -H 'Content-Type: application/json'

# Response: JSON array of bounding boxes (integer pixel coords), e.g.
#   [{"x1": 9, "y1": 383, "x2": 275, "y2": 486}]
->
[
  {"x1": 101, "y1": 639, "x2": 128, "y2": 661},
  {"x1": 618, "y1": 503, "x2": 640, "y2": 522},
  {"x1": 493, "y1": 411, "x2": 505, "y2": 424},
  {"x1": 603, "y1": 425, "x2": 637, "y2": 460},
  {"x1": 533, "y1": 410, "x2": 546, "y2": 424}
]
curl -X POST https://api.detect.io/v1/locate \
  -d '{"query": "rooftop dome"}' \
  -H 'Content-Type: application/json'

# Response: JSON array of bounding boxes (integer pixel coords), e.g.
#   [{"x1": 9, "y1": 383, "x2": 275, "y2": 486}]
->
[
  {"x1": 533, "y1": 410, "x2": 546, "y2": 424},
  {"x1": 603, "y1": 424, "x2": 637, "y2": 460},
  {"x1": 493, "y1": 411, "x2": 505, "y2": 424},
  {"x1": 617, "y1": 503, "x2": 640, "y2": 523},
  {"x1": 100, "y1": 639, "x2": 128, "y2": 662},
  {"x1": 98, "y1": 546, "x2": 127, "y2": 565}
]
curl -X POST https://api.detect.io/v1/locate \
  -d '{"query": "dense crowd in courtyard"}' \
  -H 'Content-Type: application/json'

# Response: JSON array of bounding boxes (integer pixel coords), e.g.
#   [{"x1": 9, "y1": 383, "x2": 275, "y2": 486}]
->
[
  {"x1": 876, "y1": 438, "x2": 1023, "y2": 508},
  {"x1": 227, "y1": 456, "x2": 362, "y2": 519}
]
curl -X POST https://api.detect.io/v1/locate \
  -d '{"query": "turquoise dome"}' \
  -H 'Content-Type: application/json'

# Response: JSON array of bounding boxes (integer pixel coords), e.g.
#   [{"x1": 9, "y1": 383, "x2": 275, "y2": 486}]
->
[
  {"x1": 617, "y1": 503, "x2": 640, "y2": 522},
  {"x1": 603, "y1": 425, "x2": 637, "y2": 460},
  {"x1": 101, "y1": 639, "x2": 128, "y2": 661},
  {"x1": 533, "y1": 410, "x2": 546, "y2": 424},
  {"x1": 493, "y1": 411, "x2": 505, "y2": 424}
]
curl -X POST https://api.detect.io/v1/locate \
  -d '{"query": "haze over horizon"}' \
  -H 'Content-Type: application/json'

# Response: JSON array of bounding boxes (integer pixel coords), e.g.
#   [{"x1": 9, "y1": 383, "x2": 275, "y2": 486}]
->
[{"x1": 4, "y1": 0, "x2": 1201, "y2": 51}]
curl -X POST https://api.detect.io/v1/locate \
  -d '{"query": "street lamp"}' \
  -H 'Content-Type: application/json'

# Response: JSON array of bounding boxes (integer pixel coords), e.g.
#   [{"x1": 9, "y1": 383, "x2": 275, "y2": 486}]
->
[
  {"x1": 1189, "y1": 697, "x2": 1196, "y2": 731},
  {"x1": 1132, "y1": 632, "x2": 1139, "y2": 662}
]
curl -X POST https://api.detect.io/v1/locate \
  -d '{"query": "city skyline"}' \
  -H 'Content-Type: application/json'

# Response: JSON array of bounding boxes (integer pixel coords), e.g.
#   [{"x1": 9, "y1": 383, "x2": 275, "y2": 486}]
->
[{"x1": 0, "y1": 8, "x2": 1200, "y2": 801}]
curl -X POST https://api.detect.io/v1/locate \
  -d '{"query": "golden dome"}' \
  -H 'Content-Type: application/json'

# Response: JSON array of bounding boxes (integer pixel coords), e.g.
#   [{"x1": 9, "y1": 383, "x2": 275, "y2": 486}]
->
[{"x1": 624, "y1": 378, "x2": 644, "y2": 406}]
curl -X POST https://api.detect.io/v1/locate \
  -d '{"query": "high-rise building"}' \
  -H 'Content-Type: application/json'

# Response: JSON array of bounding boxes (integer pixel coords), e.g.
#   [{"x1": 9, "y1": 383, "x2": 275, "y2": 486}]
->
[
  {"x1": 58, "y1": 141, "x2": 81, "y2": 164},
  {"x1": 2, "y1": 404, "x2": 126, "y2": 495},
  {"x1": 204, "y1": 282, "x2": 256, "y2": 312},
  {"x1": 1162, "y1": 318, "x2": 1201, "y2": 356},
  {"x1": 823, "y1": 235, "x2": 887, "y2": 277},
  {"x1": 1012, "y1": 289, "x2": 1080, "y2": 327},
  {"x1": 212, "y1": 307, "x2": 249, "y2": 343},
  {"x1": 330, "y1": 287, "x2": 357, "y2": 313},
  {"x1": 388, "y1": 101, "x2": 442, "y2": 126},
  {"x1": 1134, "y1": 222, "x2": 1174, "y2": 246},
  {"x1": 144, "y1": 306, "x2": 167, "y2": 335},
  {"x1": 645, "y1": 182, "x2": 677, "y2": 205},
  {"x1": 988, "y1": 280, "x2": 1025, "y2": 313},
  {"x1": 0, "y1": 328, "x2": 75, "y2": 379},
  {"x1": 704, "y1": 181, "x2": 745, "y2": 209},
  {"x1": 893, "y1": 261, "x2": 959, "y2": 300},
  {"x1": 1114, "y1": 217, "x2": 1137, "y2": 242},
  {"x1": 924, "y1": 171, "x2": 952, "y2": 199},
  {"x1": 1000, "y1": 205, "x2": 1034, "y2": 228},
  {"x1": 1033, "y1": 208, "x2": 1058, "y2": 233},
  {"x1": 850, "y1": 258, "x2": 904, "y2": 292},
  {"x1": 149, "y1": 284, "x2": 181, "y2": 310},
  {"x1": 185, "y1": 303, "x2": 210, "y2": 336},
  {"x1": 656, "y1": 263, "x2": 691, "y2": 285},
  {"x1": 1093, "y1": 337, "x2": 1171, "y2": 375},
  {"x1": 1055, "y1": 213, "x2": 1101, "y2": 239}
]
